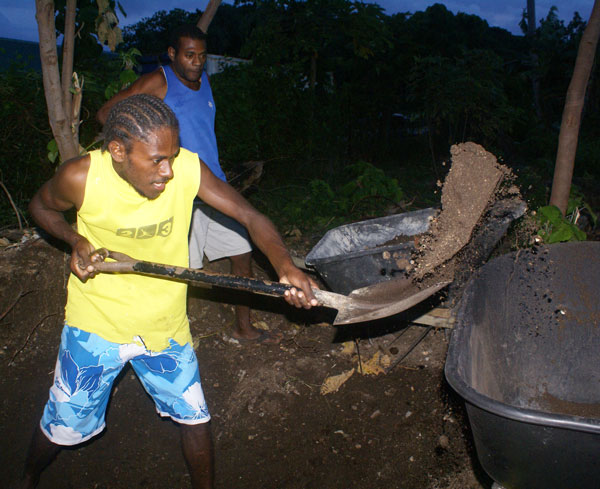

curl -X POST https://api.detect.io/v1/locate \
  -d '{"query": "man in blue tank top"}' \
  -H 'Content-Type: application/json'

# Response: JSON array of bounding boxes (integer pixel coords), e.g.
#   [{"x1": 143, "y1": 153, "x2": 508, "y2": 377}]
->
[{"x1": 97, "y1": 25, "x2": 281, "y2": 344}]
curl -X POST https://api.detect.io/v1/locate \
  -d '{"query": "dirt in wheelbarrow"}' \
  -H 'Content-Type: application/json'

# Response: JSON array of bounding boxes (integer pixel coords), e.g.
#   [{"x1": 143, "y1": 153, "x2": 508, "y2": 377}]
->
[
  {"x1": 0, "y1": 234, "x2": 497, "y2": 489},
  {"x1": 413, "y1": 142, "x2": 515, "y2": 278}
]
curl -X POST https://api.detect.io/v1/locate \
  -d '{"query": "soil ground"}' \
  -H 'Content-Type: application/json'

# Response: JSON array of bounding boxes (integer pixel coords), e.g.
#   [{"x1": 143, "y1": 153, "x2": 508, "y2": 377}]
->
[{"x1": 0, "y1": 235, "x2": 495, "y2": 489}]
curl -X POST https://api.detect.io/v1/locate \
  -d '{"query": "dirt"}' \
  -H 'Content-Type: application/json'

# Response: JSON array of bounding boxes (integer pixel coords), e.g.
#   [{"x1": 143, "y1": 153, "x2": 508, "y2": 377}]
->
[
  {"x1": 536, "y1": 391, "x2": 600, "y2": 419},
  {"x1": 0, "y1": 141, "x2": 517, "y2": 488},
  {"x1": 0, "y1": 236, "x2": 494, "y2": 489},
  {"x1": 412, "y1": 142, "x2": 514, "y2": 283}
]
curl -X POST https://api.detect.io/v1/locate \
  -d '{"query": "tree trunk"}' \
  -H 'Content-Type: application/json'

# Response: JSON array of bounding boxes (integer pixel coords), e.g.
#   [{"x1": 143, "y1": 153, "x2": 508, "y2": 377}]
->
[
  {"x1": 526, "y1": 0, "x2": 535, "y2": 36},
  {"x1": 35, "y1": 0, "x2": 79, "y2": 161},
  {"x1": 61, "y1": 0, "x2": 77, "y2": 131},
  {"x1": 549, "y1": 0, "x2": 600, "y2": 214},
  {"x1": 309, "y1": 51, "x2": 317, "y2": 91},
  {"x1": 197, "y1": 0, "x2": 222, "y2": 33},
  {"x1": 527, "y1": 0, "x2": 543, "y2": 119}
]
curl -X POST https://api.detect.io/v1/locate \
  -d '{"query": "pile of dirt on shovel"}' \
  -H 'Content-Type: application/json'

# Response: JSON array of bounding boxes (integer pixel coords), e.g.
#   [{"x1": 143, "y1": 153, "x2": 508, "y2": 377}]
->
[{"x1": 409, "y1": 142, "x2": 521, "y2": 289}]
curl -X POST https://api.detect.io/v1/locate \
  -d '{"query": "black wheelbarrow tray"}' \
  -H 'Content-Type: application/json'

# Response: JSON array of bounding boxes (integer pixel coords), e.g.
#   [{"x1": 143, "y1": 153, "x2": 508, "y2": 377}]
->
[
  {"x1": 445, "y1": 241, "x2": 600, "y2": 489},
  {"x1": 303, "y1": 199, "x2": 525, "y2": 297},
  {"x1": 304, "y1": 208, "x2": 437, "y2": 295}
]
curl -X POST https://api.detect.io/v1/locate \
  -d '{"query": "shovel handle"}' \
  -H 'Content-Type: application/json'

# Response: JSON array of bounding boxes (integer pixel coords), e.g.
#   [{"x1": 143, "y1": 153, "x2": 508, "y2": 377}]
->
[
  {"x1": 92, "y1": 248, "x2": 301, "y2": 298},
  {"x1": 90, "y1": 249, "x2": 449, "y2": 326}
]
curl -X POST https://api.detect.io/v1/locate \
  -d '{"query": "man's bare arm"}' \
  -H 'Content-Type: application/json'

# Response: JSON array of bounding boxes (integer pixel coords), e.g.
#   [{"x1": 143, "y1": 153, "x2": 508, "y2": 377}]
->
[
  {"x1": 96, "y1": 69, "x2": 167, "y2": 125},
  {"x1": 196, "y1": 161, "x2": 318, "y2": 308},
  {"x1": 29, "y1": 155, "x2": 99, "y2": 280}
]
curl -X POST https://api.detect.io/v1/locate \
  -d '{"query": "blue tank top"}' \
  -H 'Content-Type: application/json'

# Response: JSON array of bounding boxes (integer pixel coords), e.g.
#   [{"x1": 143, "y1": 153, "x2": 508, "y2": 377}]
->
[{"x1": 162, "y1": 65, "x2": 227, "y2": 182}]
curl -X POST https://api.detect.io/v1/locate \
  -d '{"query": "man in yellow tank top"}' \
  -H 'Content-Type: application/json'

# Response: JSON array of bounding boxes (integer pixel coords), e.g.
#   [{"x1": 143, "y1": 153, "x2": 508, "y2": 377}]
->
[{"x1": 20, "y1": 94, "x2": 318, "y2": 489}]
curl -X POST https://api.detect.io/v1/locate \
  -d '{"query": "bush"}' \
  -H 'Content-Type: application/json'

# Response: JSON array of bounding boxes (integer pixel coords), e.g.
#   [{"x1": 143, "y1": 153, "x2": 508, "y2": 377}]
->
[
  {"x1": 0, "y1": 68, "x2": 54, "y2": 227},
  {"x1": 253, "y1": 160, "x2": 405, "y2": 233}
]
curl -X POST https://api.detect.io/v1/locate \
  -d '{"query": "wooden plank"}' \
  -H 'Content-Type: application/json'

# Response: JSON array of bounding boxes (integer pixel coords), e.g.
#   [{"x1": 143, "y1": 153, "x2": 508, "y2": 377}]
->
[{"x1": 411, "y1": 307, "x2": 454, "y2": 329}]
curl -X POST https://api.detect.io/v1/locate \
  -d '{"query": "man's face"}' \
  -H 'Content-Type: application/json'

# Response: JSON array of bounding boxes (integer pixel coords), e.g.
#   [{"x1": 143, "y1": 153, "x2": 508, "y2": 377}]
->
[
  {"x1": 110, "y1": 127, "x2": 180, "y2": 200},
  {"x1": 168, "y1": 37, "x2": 207, "y2": 87}
]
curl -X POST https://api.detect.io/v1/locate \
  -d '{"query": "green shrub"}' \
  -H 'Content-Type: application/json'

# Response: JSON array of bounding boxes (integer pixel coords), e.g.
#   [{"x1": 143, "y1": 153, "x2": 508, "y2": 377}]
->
[
  {"x1": 536, "y1": 205, "x2": 586, "y2": 243},
  {"x1": 338, "y1": 160, "x2": 404, "y2": 215},
  {"x1": 258, "y1": 160, "x2": 405, "y2": 233},
  {"x1": 0, "y1": 68, "x2": 53, "y2": 227}
]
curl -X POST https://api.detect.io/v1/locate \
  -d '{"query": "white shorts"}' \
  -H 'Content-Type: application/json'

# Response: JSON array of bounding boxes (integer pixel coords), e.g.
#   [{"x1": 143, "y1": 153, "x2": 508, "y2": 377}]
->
[{"x1": 189, "y1": 202, "x2": 252, "y2": 268}]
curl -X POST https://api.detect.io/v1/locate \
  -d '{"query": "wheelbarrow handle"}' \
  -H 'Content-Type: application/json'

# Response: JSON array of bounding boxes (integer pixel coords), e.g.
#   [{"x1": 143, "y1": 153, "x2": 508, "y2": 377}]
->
[{"x1": 92, "y1": 248, "x2": 309, "y2": 299}]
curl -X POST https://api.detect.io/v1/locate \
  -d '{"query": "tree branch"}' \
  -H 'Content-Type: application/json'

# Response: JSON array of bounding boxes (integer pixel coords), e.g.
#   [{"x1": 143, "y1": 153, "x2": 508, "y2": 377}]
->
[
  {"x1": 197, "y1": 0, "x2": 222, "y2": 33},
  {"x1": 0, "y1": 180, "x2": 23, "y2": 230},
  {"x1": 61, "y1": 0, "x2": 77, "y2": 127},
  {"x1": 0, "y1": 289, "x2": 33, "y2": 323},
  {"x1": 9, "y1": 313, "x2": 59, "y2": 365}
]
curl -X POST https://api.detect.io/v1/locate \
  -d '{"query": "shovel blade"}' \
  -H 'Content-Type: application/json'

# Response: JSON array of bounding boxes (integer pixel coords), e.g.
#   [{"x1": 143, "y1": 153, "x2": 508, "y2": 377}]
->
[{"x1": 330, "y1": 281, "x2": 451, "y2": 325}]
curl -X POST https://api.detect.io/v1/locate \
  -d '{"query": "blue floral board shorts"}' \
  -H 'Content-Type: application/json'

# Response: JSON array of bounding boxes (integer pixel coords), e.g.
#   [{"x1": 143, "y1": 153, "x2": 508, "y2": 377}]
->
[{"x1": 41, "y1": 325, "x2": 210, "y2": 446}]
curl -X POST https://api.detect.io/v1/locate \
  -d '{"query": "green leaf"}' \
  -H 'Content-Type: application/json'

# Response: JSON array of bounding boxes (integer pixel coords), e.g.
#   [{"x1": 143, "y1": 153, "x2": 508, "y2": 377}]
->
[
  {"x1": 47, "y1": 139, "x2": 59, "y2": 164},
  {"x1": 537, "y1": 204, "x2": 587, "y2": 244},
  {"x1": 119, "y1": 69, "x2": 138, "y2": 85},
  {"x1": 546, "y1": 222, "x2": 573, "y2": 243},
  {"x1": 46, "y1": 139, "x2": 58, "y2": 152},
  {"x1": 538, "y1": 205, "x2": 563, "y2": 226}
]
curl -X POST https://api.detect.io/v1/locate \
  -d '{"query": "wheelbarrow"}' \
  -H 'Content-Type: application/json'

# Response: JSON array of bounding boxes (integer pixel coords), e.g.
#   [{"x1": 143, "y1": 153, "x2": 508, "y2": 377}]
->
[
  {"x1": 304, "y1": 208, "x2": 436, "y2": 294},
  {"x1": 303, "y1": 201, "x2": 525, "y2": 296},
  {"x1": 93, "y1": 249, "x2": 450, "y2": 326},
  {"x1": 445, "y1": 241, "x2": 600, "y2": 489}
]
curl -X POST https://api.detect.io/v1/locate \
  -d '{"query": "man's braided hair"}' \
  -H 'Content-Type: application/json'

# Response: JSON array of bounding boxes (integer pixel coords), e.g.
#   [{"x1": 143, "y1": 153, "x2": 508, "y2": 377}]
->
[{"x1": 101, "y1": 94, "x2": 179, "y2": 152}]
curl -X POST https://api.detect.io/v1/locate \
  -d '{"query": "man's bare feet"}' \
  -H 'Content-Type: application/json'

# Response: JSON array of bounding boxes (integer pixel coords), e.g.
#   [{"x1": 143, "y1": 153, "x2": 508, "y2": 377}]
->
[{"x1": 231, "y1": 327, "x2": 283, "y2": 344}]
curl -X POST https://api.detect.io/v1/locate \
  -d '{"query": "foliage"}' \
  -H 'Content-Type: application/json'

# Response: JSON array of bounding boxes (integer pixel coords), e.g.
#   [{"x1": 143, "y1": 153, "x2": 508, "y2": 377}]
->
[
  {"x1": 531, "y1": 7, "x2": 587, "y2": 124},
  {"x1": 95, "y1": 0, "x2": 124, "y2": 51},
  {"x1": 566, "y1": 186, "x2": 598, "y2": 228},
  {"x1": 120, "y1": 5, "x2": 256, "y2": 56},
  {"x1": 407, "y1": 49, "x2": 521, "y2": 154},
  {"x1": 0, "y1": 67, "x2": 54, "y2": 226},
  {"x1": 211, "y1": 62, "x2": 311, "y2": 168},
  {"x1": 5, "y1": 1, "x2": 600, "y2": 237},
  {"x1": 103, "y1": 48, "x2": 141, "y2": 100},
  {"x1": 536, "y1": 205, "x2": 586, "y2": 243},
  {"x1": 338, "y1": 161, "x2": 404, "y2": 214},
  {"x1": 0, "y1": 33, "x2": 135, "y2": 225},
  {"x1": 280, "y1": 179, "x2": 339, "y2": 231},
  {"x1": 121, "y1": 9, "x2": 198, "y2": 55},
  {"x1": 262, "y1": 161, "x2": 405, "y2": 232},
  {"x1": 47, "y1": 139, "x2": 59, "y2": 164},
  {"x1": 534, "y1": 186, "x2": 595, "y2": 244},
  {"x1": 54, "y1": 0, "x2": 125, "y2": 68}
]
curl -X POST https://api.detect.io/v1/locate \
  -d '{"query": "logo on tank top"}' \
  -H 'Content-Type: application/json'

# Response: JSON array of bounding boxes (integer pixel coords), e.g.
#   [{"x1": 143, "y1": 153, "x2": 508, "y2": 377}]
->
[
  {"x1": 208, "y1": 101, "x2": 213, "y2": 109},
  {"x1": 116, "y1": 217, "x2": 173, "y2": 239}
]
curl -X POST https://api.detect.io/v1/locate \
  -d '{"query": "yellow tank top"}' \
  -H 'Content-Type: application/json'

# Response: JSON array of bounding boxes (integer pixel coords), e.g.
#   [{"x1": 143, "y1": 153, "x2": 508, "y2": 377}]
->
[{"x1": 65, "y1": 148, "x2": 201, "y2": 351}]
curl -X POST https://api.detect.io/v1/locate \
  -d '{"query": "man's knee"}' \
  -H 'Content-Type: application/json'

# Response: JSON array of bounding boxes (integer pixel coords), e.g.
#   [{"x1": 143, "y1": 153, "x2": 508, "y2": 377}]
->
[
  {"x1": 180, "y1": 421, "x2": 213, "y2": 452},
  {"x1": 229, "y1": 252, "x2": 252, "y2": 275}
]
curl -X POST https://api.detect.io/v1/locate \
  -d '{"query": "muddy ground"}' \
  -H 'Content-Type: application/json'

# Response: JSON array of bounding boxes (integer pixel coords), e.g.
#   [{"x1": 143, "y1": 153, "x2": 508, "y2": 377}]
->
[{"x1": 0, "y1": 233, "x2": 496, "y2": 489}]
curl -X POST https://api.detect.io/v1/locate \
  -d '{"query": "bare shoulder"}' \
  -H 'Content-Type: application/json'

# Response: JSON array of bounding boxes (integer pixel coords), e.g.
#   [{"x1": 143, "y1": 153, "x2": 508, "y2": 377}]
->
[
  {"x1": 131, "y1": 68, "x2": 167, "y2": 98},
  {"x1": 97, "y1": 69, "x2": 167, "y2": 124},
  {"x1": 51, "y1": 154, "x2": 92, "y2": 207}
]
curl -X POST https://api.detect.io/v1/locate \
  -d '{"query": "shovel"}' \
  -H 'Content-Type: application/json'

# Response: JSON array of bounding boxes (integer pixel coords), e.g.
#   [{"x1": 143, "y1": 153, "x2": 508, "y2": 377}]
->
[{"x1": 92, "y1": 249, "x2": 450, "y2": 326}]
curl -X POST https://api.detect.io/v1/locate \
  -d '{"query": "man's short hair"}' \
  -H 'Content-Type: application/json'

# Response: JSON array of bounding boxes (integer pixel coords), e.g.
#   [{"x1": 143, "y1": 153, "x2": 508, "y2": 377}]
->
[
  {"x1": 101, "y1": 94, "x2": 179, "y2": 152},
  {"x1": 168, "y1": 24, "x2": 207, "y2": 53}
]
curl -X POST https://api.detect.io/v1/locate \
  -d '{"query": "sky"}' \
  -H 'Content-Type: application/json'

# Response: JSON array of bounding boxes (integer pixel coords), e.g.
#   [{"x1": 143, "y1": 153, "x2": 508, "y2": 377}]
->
[{"x1": 0, "y1": 0, "x2": 594, "y2": 44}]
